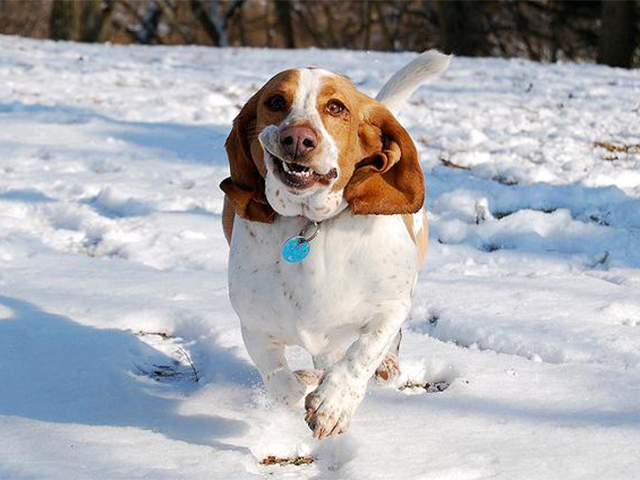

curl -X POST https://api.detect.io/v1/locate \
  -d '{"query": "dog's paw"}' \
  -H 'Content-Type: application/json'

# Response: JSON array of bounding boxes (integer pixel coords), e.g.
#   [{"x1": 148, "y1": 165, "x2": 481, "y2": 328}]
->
[
  {"x1": 374, "y1": 354, "x2": 401, "y2": 385},
  {"x1": 304, "y1": 374, "x2": 365, "y2": 439}
]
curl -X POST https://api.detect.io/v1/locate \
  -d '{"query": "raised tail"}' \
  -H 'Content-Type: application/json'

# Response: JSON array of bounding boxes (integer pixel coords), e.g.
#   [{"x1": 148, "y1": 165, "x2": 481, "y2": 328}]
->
[{"x1": 376, "y1": 50, "x2": 451, "y2": 115}]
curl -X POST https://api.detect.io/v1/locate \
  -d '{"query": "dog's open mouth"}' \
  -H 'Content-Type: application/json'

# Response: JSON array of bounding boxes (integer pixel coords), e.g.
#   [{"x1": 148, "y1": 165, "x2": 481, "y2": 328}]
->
[{"x1": 270, "y1": 155, "x2": 338, "y2": 190}]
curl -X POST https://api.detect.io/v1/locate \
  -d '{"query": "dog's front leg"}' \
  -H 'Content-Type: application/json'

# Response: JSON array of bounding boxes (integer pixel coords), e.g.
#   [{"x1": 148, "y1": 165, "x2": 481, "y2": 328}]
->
[
  {"x1": 241, "y1": 327, "x2": 319, "y2": 409},
  {"x1": 304, "y1": 302, "x2": 410, "y2": 439}
]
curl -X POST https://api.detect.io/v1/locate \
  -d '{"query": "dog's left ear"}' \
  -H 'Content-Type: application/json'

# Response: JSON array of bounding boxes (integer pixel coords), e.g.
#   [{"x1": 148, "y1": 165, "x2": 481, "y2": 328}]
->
[
  {"x1": 344, "y1": 102, "x2": 425, "y2": 215},
  {"x1": 220, "y1": 91, "x2": 275, "y2": 224}
]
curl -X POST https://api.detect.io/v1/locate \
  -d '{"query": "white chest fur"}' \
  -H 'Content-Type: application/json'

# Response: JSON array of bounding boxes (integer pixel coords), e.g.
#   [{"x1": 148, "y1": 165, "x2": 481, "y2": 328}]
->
[{"x1": 228, "y1": 212, "x2": 418, "y2": 357}]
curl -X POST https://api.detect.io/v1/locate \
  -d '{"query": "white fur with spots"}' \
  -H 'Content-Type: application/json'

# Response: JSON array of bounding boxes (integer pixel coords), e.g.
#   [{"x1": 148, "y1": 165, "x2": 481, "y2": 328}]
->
[{"x1": 229, "y1": 212, "x2": 417, "y2": 437}]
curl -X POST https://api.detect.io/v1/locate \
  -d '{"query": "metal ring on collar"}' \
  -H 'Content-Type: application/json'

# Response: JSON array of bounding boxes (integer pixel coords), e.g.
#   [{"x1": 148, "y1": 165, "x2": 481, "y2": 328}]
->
[{"x1": 299, "y1": 221, "x2": 320, "y2": 243}]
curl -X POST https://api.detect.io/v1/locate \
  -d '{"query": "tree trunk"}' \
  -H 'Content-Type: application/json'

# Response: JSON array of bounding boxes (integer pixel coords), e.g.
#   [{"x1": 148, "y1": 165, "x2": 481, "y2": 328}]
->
[
  {"x1": 598, "y1": 0, "x2": 636, "y2": 68},
  {"x1": 362, "y1": 0, "x2": 371, "y2": 51},
  {"x1": 274, "y1": 0, "x2": 295, "y2": 48},
  {"x1": 81, "y1": 0, "x2": 115, "y2": 43},
  {"x1": 50, "y1": 0, "x2": 115, "y2": 43},
  {"x1": 190, "y1": 0, "x2": 223, "y2": 46},
  {"x1": 50, "y1": 0, "x2": 81, "y2": 40},
  {"x1": 437, "y1": 0, "x2": 488, "y2": 56}
]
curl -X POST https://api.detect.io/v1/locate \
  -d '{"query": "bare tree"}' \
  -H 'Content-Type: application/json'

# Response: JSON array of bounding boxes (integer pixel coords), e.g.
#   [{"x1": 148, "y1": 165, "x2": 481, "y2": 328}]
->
[
  {"x1": 115, "y1": 1, "x2": 163, "y2": 44},
  {"x1": 188, "y1": 0, "x2": 244, "y2": 46},
  {"x1": 598, "y1": 0, "x2": 637, "y2": 68},
  {"x1": 274, "y1": 0, "x2": 295, "y2": 48},
  {"x1": 1, "y1": 0, "x2": 638, "y2": 68},
  {"x1": 361, "y1": 1, "x2": 372, "y2": 50},
  {"x1": 437, "y1": 0, "x2": 490, "y2": 56},
  {"x1": 50, "y1": 0, "x2": 115, "y2": 42},
  {"x1": 190, "y1": 0, "x2": 224, "y2": 46},
  {"x1": 49, "y1": 0, "x2": 80, "y2": 40}
]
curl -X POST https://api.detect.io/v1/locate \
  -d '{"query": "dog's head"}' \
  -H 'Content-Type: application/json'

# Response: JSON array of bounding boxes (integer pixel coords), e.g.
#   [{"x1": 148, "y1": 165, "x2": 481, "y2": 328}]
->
[{"x1": 220, "y1": 68, "x2": 424, "y2": 222}]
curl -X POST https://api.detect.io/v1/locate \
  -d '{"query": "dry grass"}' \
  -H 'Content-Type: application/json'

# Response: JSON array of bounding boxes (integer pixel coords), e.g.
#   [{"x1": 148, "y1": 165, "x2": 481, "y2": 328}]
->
[
  {"x1": 594, "y1": 141, "x2": 640, "y2": 161},
  {"x1": 399, "y1": 380, "x2": 451, "y2": 393},
  {"x1": 136, "y1": 331, "x2": 173, "y2": 340},
  {"x1": 440, "y1": 157, "x2": 471, "y2": 170},
  {"x1": 260, "y1": 455, "x2": 315, "y2": 466},
  {"x1": 135, "y1": 331, "x2": 200, "y2": 383},
  {"x1": 594, "y1": 141, "x2": 640, "y2": 154}
]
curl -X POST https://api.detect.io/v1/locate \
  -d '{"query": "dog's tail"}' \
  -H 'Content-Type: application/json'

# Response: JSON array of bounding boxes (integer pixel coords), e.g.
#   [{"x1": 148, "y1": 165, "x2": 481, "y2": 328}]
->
[{"x1": 376, "y1": 50, "x2": 451, "y2": 115}]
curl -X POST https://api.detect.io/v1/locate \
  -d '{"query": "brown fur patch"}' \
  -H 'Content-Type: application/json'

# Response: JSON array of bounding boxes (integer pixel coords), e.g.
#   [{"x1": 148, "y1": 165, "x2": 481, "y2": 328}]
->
[
  {"x1": 222, "y1": 197, "x2": 235, "y2": 245},
  {"x1": 221, "y1": 68, "x2": 426, "y2": 239},
  {"x1": 375, "y1": 354, "x2": 401, "y2": 384},
  {"x1": 401, "y1": 210, "x2": 429, "y2": 268}
]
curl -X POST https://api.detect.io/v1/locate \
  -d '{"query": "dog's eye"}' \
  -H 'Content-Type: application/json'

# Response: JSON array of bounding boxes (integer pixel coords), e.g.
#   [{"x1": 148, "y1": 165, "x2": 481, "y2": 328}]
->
[
  {"x1": 326, "y1": 100, "x2": 346, "y2": 116},
  {"x1": 266, "y1": 95, "x2": 287, "y2": 112}
]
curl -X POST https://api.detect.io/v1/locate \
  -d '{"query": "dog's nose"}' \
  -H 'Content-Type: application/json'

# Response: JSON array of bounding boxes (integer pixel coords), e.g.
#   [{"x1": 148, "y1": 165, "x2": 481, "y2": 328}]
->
[{"x1": 280, "y1": 126, "x2": 317, "y2": 159}]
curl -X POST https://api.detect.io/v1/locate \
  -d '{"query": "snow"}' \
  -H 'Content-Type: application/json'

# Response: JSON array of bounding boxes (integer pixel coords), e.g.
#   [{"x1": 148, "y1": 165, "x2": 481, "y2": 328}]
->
[{"x1": 1, "y1": 35, "x2": 640, "y2": 479}]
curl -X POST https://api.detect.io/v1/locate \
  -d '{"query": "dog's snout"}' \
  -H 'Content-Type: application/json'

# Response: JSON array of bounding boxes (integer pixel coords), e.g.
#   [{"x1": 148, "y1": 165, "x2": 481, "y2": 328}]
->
[{"x1": 280, "y1": 126, "x2": 317, "y2": 159}]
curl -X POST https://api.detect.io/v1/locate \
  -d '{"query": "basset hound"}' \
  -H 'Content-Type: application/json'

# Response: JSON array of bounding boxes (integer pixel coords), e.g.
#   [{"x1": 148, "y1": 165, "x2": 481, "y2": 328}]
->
[{"x1": 221, "y1": 51, "x2": 450, "y2": 439}]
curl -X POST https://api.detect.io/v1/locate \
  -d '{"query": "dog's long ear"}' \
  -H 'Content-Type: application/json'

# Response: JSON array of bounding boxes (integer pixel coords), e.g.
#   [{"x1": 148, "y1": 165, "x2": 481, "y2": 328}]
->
[
  {"x1": 344, "y1": 102, "x2": 424, "y2": 215},
  {"x1": 220, "y1": 92, "x2": 275, "y2": 223}
]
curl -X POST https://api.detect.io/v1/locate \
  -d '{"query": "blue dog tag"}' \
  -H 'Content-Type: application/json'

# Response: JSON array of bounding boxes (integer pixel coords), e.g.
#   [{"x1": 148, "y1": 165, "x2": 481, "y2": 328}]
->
[{"x1": 282, "y1": 236, "x2": 310, "y2": 263}]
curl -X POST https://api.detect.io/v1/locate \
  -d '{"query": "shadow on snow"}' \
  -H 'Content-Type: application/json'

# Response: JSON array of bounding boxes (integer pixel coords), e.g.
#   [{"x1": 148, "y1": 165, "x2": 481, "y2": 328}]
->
[
  {"x1": 0, "y1": 295, "x2": 255, "y2": 453},
  {"x1": 0, "y1": 100, "x2": 230, "y2": 166}
]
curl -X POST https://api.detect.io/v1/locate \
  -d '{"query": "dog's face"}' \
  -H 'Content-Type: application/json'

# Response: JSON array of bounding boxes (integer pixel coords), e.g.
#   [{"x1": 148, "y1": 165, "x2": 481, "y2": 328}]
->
[
  {"x1": 221, "y1": 68, "x2": 425, "y2": 222},
  {"x1": 258, "y1": 69, "x2": 353, "y2": 220}
]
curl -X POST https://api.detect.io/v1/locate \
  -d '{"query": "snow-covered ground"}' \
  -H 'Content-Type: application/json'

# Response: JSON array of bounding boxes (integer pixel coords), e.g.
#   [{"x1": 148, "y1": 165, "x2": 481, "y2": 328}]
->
[{"x1": 1, "y1": 35, "x2": 639, "y2": 479}]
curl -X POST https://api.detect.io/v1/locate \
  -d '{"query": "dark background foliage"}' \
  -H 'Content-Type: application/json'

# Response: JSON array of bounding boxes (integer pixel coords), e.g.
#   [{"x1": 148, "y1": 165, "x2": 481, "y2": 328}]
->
[{"x1": 1, "y1": 0, "x2": 638, "y2": 68}]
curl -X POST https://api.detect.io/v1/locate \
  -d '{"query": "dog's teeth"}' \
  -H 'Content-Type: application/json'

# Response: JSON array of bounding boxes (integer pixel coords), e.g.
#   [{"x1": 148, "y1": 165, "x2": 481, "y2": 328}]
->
[{"x1": 283, "y1": 162, "x2": 292, "y2": 172}]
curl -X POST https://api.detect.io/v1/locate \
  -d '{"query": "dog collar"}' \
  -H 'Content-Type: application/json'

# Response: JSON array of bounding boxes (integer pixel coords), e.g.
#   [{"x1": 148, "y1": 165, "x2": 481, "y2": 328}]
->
[{"x1": 281, "y1": 220, "x2": 320, "y2": 264}]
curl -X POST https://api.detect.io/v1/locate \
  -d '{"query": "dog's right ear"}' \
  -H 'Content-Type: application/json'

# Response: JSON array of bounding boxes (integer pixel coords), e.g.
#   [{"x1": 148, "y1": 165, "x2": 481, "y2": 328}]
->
[{"x1": 220, "y1": 92, "x2": 276, "y2": 224}]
